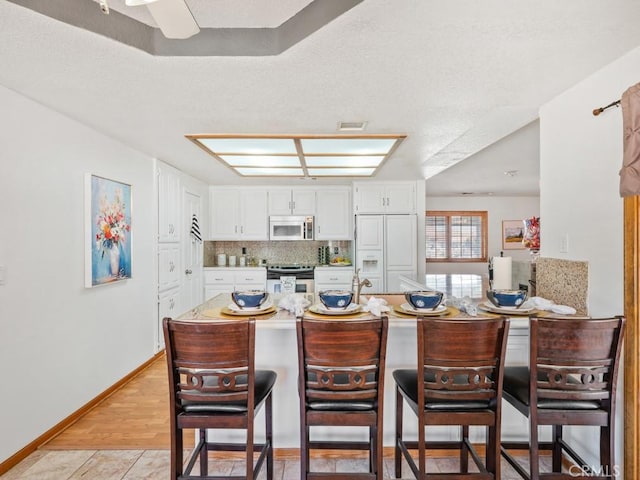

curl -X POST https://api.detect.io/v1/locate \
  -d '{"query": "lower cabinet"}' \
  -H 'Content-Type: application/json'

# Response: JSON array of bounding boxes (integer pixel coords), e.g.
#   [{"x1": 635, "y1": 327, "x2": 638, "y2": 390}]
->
[
  {"x1": 158, "y1": 287, "x2": 181, "y2": 349},
  {"x1": 314, "y1": 266, "x2": 354, "y2": 293},
  {"x1": 204, "y1": 268, "x2": 267, "y2": 300}
]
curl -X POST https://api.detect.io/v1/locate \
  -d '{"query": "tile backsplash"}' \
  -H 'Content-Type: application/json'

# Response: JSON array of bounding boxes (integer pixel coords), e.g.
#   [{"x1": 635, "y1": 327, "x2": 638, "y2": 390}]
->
[{"x1": 204, "y1": 240, "x2": 352, "y2": 267}]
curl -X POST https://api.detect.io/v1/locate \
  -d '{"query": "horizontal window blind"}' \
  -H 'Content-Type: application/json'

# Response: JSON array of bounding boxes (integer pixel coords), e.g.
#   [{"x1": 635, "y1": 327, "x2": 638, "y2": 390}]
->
[{"x1": 425, "y1": 211, "x2": 488, "y2": 263}]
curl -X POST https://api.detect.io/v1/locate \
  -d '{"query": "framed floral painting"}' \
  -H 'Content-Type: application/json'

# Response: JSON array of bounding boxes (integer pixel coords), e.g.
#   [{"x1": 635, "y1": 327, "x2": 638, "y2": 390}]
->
[{"x1": 85, "y1": 174, "x2": 132, "y2": 287}]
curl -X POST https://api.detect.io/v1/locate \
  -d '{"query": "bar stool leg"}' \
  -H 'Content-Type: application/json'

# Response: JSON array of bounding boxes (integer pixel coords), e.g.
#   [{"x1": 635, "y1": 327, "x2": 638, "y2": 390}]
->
[
  {"x1": 600, "y1": 425, "x2": 613, "y2": 474},
  {"x1": 199, "y1": 429, "x2": 207, "y2": 476},
  {"x1": 266, "y1": 394, "x2": 273, "y2": 480},
  {"x1": 395, "y1": 387, "x2": 403, "y2": 478},
  {"x1": 461, "y1": 425, "x2": 469, "y2": 473},
  {"x1": 552, "y1": 425, "x2": 562, "y2": 472},
  {"x1": 246, "y1": 421, "x2": 254, "y2": 480},
  {"x1": 487, "y1": 424, "x2": 499, "y2": 478},
  {"x1": 530, "y1": 423, "x2": 540, "y2": 480}
]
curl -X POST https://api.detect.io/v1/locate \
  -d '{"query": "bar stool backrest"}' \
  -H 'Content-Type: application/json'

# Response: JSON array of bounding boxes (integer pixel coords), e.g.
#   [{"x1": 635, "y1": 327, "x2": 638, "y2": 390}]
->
[
  {"x1": 531, "y1": 316, "x2": 625, "y2": 406},
  {"x1": 164, "y1": 319, "x2": 254, "y2": 412},
  {"x1": 297, "y1": 316, "x2": 388, "y2": 406},
  {"x1": 418, "y1": 317, "x2": 510, "y2": 406}
]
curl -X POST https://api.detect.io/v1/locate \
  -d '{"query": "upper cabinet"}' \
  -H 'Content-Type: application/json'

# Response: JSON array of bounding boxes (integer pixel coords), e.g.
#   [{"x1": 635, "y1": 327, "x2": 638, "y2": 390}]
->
[
  {"x1": 158, "y1": 162, "x2": 182, "y2": 242},
  {"x1": 316, "y1": 187, "x2": 352, "y2": 240},
  {"x1": 353, "y1": 182, "x2": 416, "y2": 214},
  {"x1": 209, "y1": 187, "x2": 269, "y2": 240},
  {"x1": 268, "y1": 188, "x2": 316, "y2": 216}
]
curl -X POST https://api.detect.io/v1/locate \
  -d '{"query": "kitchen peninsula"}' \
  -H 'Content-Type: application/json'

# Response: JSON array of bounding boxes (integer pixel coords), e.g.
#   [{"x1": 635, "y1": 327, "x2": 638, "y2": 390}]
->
[{"x1": 175, "y1": 274, "x2": 530, "y2": 448}]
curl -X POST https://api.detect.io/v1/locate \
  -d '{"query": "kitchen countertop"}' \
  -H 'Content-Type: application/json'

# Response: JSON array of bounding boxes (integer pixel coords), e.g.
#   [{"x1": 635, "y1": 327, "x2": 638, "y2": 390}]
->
[{"x1": 176, "y1": 289, "x2": 530, "y2": 330}]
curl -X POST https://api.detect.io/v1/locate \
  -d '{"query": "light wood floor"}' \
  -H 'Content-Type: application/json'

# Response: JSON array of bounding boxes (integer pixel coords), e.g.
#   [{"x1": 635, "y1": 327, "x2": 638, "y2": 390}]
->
[{"x1": 43, "y1": 354, "x2": 193, "y2": 450}]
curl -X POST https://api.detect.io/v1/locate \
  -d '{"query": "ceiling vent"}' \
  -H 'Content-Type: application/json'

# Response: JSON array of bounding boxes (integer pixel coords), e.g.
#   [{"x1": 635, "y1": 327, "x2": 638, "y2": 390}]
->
[{"x1": 338, "y1": 121, "x2": 367, "y2": 131}]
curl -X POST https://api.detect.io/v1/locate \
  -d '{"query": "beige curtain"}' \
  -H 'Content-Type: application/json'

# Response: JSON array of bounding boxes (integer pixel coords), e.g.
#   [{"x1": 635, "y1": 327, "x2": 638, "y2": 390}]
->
[{"x1": 620, "y1": 82, "x2": 640, "y2": 197}]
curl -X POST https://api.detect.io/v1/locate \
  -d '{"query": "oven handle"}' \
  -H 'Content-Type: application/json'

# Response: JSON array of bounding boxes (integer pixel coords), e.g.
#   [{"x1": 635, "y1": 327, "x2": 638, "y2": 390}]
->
[{"x1": 267, "y1": 268, "x2": 315, "y2": 275}]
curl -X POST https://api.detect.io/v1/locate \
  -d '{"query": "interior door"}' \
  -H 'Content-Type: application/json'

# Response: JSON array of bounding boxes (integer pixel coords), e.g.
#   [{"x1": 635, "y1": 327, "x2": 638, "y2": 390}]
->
[{"x1": 183, "y1": 190, "x2": 203, "y2": 311}]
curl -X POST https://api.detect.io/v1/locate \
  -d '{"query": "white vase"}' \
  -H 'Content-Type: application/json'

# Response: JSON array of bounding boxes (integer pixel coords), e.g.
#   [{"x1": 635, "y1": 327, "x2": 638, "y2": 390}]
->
[{"x1": 109, "y1": 244, "x2": 120, "y2": 277}]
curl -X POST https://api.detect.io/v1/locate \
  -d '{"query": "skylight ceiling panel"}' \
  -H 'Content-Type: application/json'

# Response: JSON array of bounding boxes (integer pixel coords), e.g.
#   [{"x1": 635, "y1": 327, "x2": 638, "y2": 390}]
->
[
  {"x1": 197, "y1": 138, "x2": 297, "y2": 154},
  {"x1": 304, "y1": 156, "x2": 384, "y2": 167},
  {"x1": 307, "y1": 167, "x2": 376, "y2": 176},
  {"x1": 219, "y1": 155, "x2": 301, "y2": 167},
  {"x1": 300, "y1": 138, "x2": 397, "y2": 155},
  {"x1": 234, "y1": 167, "x2": 305, "y2": 176}
]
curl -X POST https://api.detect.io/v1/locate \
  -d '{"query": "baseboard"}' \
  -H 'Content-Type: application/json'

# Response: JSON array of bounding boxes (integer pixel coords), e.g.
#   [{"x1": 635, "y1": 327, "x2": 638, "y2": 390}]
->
[{"x1": 0, "y1": 351, "x2": 165, "y2": 476}]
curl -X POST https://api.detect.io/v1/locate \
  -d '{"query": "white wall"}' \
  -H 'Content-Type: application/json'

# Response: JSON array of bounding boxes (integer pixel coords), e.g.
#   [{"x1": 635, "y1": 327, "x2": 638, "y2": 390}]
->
[
  {"x1": 0, "y1": 85, "x2": 157, "y2": 463},
  {"x1": 424, "y1": 196, "x2": 540, "y2": 275},
  {"x1": 539, "y1": 45, "x2": 640, "y2": 474}
]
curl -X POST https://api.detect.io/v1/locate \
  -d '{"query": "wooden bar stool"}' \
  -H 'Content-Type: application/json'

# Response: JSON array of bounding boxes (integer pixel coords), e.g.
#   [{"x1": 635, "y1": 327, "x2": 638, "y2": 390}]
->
[
  {"x1": 393, "y1": 316, "x2": 510, "y2": 479},
  {"x1": 501, "y1": 316, "x2": 625, "y2": 480},
  {"x1": 163, "y1": 317, "x2": 276, "y2": 480},
  {"x1": 296, "y1": 315, "x2": 389, "y2": 480}
]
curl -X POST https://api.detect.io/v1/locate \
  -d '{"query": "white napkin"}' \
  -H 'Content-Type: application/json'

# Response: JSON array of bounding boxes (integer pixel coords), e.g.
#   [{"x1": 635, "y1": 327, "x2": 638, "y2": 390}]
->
[
  {"x1": 447, "y1": 296, "x2": 477, "y2": 316},
  {"x1": 278, "y1": 294, "x2": 311, "y2": 317},
  {"x1": 522, "y1": 296, "x2": 577, "y2": 315},
  {"x1": 362, "y1": 296, "x2": 391, "y2": 316}
]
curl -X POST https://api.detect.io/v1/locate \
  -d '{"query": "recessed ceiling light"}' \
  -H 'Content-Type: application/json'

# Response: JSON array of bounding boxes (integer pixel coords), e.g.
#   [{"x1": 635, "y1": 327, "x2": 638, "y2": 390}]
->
[
  {"x1": 186, "y1": 134, "x2": 406, "y2": 178},
  {"x1": 337, "y1": 121, "x2": 367, "y2": 131}
]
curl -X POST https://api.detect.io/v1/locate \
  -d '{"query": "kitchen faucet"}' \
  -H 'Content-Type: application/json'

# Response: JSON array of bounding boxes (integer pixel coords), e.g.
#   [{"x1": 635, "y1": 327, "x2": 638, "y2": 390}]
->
[{"x1": 352, "y1": 268, "x2": 372, "y2": 304}]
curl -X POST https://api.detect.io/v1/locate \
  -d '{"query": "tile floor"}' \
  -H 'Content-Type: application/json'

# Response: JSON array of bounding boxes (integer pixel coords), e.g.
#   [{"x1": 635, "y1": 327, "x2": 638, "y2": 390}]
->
[{"x1": 1, "y1": 449, "x2": 541, "y2": 479}]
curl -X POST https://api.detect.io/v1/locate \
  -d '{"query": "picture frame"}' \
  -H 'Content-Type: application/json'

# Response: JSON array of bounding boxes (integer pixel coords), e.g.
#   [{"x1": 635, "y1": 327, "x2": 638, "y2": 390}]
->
[
  {"x1": 502, "y1": 220, "x2": 525, "y2": 250},
  {"x1": 85, "y1": 174, "x2": 132, "y2": 287}
]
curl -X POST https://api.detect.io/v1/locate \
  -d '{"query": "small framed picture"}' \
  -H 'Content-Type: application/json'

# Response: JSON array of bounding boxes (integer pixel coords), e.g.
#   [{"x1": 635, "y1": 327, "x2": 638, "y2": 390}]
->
[{"x1": 502, "y1": 220, "x2": 525, "y2": 250}]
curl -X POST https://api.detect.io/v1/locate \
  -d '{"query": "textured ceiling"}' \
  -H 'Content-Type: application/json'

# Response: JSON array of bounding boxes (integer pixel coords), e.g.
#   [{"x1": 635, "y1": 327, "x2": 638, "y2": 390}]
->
[{"x1": 1, "y1": 0, "x2": 639, "y2": 195}]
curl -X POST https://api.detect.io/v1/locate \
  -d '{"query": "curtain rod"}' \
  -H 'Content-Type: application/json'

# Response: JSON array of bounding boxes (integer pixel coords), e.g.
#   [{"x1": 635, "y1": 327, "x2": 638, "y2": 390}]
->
[{"x1": 593, "y1": 99, "x2": 621, "y2": 116}]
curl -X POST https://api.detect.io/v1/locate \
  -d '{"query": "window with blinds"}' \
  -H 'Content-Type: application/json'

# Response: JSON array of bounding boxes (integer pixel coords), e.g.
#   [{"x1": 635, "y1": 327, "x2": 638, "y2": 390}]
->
[{"x1": 426, "y1": 211, "x2": 488, "y2": 262}]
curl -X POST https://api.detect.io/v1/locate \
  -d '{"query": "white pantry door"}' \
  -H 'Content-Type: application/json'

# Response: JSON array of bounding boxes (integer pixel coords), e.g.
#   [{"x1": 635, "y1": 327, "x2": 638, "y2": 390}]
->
[{"x1": 182, "y1": 190, "x2": 203, "y2": 311}]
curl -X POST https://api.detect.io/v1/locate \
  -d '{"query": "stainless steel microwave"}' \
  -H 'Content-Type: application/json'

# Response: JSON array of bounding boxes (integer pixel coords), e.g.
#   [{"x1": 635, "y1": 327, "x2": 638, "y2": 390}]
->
[{"x1": 269, "y1": 216, "x2": 314, "y2": 241}]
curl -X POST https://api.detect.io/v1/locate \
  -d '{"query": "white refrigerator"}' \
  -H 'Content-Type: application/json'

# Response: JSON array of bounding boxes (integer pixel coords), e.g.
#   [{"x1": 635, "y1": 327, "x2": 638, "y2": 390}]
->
[{"x1": 355, "y1": 214, "x2": 418, "y2": 293}]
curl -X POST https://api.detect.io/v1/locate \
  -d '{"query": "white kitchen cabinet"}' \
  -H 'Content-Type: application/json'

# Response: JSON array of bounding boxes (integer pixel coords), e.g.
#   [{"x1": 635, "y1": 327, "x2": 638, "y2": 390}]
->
[
  {"x1": 315, "y1": 187, "x2": 352, "y2": 240},
  {"x1": 314, "y1": 266, "x2": 354, "y2": 293},
  {"x1": 354, "y1": 182, "x2": 416, "y2": 214},
  {"x1": 209, "y1": 187, "x2": 268, "y2": 240},
  {"x1": 355, "y1": 214, "x2": 417, "y2": 293},
  {"x1": 158, "y1": 243, "x2": 181, "y2": 292},
  {"x1": 268, "y1": 188, "x2": 316, "y2": 216},
  {"x1": 234, "y1": 268, "x2": 267, "y2": 290},
  {"x1": 158, "y1": 162, "x2": 181, "y2": 242},
  {"x1": 204, "y1": 268, "x2": 267, "y2": 299},
  {"x1": 385, "y1": 213, "x2": 417, "y2": 271},
  {"x1": 356, "y1": 214, "x2": 384, "y2": 250},
  {"x1": 158, "y1": 287, "x2": 181, "y2": 349}
]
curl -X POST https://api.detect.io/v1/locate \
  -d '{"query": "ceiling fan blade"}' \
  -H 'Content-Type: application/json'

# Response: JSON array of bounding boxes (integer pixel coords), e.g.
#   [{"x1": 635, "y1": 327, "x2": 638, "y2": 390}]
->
[{"x1": 146, "y1": 0, "x2": 200, "y2": 39}]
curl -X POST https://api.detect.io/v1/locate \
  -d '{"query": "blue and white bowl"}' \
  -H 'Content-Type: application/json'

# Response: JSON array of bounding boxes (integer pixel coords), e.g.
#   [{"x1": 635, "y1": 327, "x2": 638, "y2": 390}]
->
[
  {"x1": 486, "y1": 289, "x2": 528, "y2": 308},
  {"x1": 404, "y1": 290, "x2": 444, "y2": 310},
  {"x1": 231, "y1": 290, "x2": 269, "y2": 309},
  {"x1": 319, "y1": 290, "x2": 353, "y2": 310}
]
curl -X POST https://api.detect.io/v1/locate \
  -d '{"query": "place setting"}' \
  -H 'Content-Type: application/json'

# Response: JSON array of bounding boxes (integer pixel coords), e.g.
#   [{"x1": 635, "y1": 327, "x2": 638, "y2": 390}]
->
[
  {"x1": 203, "y1": 290, "x2": 277, "y2": 318},
  {"x1": 392, "y1": 290, "x2": 460, "y2": 317},
  {"x1": 477, "y1": 288, "x2": 536, "y2": 315},
  {"x1": 306, "y1": 290, "x2": 364, "y2": 318}
]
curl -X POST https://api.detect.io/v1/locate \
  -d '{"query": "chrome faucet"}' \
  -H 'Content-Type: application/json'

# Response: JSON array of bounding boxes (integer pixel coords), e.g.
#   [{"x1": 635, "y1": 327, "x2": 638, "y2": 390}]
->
[{"x1": 352, "y1": 268, "x2": 372, "y2": 304}]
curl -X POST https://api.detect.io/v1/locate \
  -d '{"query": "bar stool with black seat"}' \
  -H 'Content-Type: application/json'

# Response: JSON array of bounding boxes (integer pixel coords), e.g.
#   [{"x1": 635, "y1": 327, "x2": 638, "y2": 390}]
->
[
  {"x1": 163, "y1": 317, "x2": 277, "y2": 480},
  {"x1": 501, "y1": 316, "x2": 625, "y2": 480},
  {"x1": 393, "y1": 316, "x2": 510, "y2": 479},
  {"x1": 296, "y1": 314, "x2": 389, "y2": 480}
]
